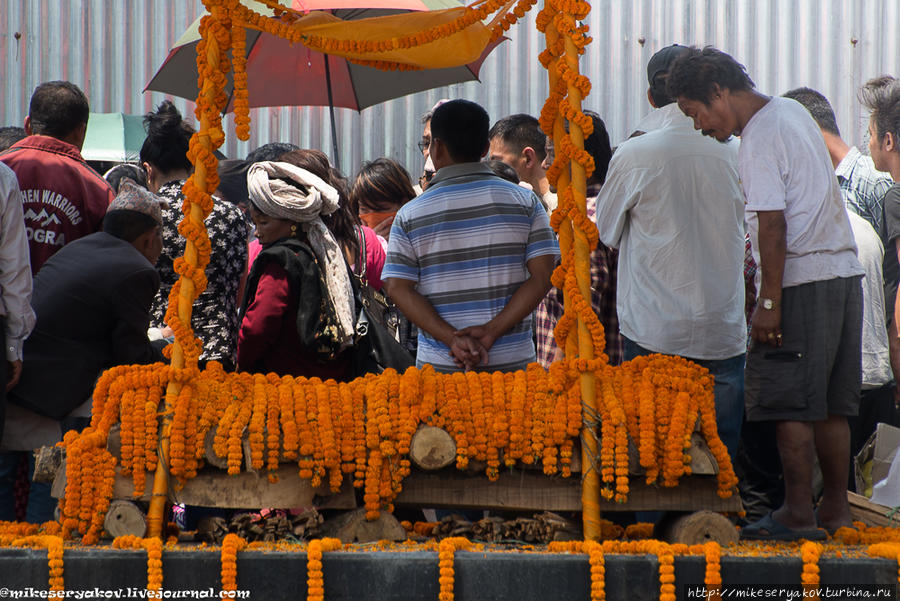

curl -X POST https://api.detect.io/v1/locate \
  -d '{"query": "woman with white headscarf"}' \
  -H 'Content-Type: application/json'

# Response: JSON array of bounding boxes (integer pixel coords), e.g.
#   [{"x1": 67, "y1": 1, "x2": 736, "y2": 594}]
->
[{"x1": 237, "y1": 153, "x2": 359, "y2": 379}]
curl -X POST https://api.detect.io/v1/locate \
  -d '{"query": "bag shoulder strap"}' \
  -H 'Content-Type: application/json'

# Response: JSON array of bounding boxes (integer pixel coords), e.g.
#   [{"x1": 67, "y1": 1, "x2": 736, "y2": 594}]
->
[{"x1": 354, "y1": 225, "x2": 367, "y2": 279}]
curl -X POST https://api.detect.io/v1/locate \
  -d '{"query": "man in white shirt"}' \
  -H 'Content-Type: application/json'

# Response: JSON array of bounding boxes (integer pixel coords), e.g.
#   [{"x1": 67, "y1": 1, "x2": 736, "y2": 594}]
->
[
  {"x1": 595, "y1": 44, "x2": 747, "y2": 461},
  {"x1": 845, "y1": 211, "x2": 894, "y2": 470},
  {"x1": 669, "y1": 46, "x2": 864, "y2": 540},
  {"x1": 0, "y1": 163, "x2": 35, "y2": 436}
]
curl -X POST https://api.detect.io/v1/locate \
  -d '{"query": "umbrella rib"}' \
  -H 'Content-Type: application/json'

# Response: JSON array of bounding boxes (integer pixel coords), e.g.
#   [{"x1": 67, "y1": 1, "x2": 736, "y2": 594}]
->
[{"x1": 346, "y1": 58, "x2": 362, "y2": 112}]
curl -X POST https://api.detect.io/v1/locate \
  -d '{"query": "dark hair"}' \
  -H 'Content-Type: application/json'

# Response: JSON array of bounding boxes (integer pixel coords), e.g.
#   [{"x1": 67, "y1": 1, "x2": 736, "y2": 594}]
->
[
  {"x1": 246, "y1": 142, "x2": 300, "y2": 164},
  {"x1": 217, "y1": 159, "x2": 250, "y2": 207},
  {"x1": 859, "y1": 76, "x2": 900, "y2": 145},
  {"x1": 666, "y1": 46, "x2": 756, "y2": 105},
  {"x1": 430, "y1": 100, "x2": 490, "y2": 163},
  {"x1": 0, "y1": 127, "x2": 26, "y2": 152},
  {"x1": 104, "y1": 164, "x2": 148, "y2": 193},
  {"x1": 485, "y1": 160, "x2": 520, "y2": 184},
  {"x1": 139, "y1": 100, "x2": 194, "y2": 175},
  {"x1": 28, "y1": 81, "x2": 89, "y2": 139},
  {"x1": 583, "y1": 111, "x2": 612, "y2": 186},
  {"x1": 782, "y1": 87, "x2": 840, "y2": 136},
  {"x1": 279, "y1": 149, "x2": 360, "y2": 257},
  {"x1": 350, "y1": 158, "x2": 416, "y2": 215},
  {"x1": 649, "y1": 75, "x2": 676, "y2": 108},
  {"x1": 102, "y1": 209, "x2": 159, "y2": 243},
  {"x1": 488, "y1": 113, "x2": 547, "y2": 161}
]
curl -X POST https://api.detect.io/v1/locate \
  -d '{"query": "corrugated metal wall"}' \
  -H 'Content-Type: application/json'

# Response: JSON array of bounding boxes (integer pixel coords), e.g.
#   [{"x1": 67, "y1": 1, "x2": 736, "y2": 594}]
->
[{"x1": 2, "y1": 0, "x2": 898, "y2": 178}]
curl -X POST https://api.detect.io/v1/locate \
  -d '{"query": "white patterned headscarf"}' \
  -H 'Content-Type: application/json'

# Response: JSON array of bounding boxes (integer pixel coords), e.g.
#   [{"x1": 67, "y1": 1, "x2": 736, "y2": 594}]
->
[{"x1": 247, "y1": 161, "x2": 355, "y2": 350}]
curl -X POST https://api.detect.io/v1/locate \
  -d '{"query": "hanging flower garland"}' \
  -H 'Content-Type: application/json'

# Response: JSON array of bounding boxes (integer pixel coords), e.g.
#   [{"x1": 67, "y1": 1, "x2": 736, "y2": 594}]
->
[
  {"x1": 222, "y1": 0, "x2": 536, "y2": 79},
  {"x1": 704, "y1": 541, "x2": 721, "y2": 601},
  {"x1": 59, "y1": 350, "x2": 736, "y2": 539},
  {"x1": 306, "y1": 538, "x2": 342, "y2": 601},
  {"x1": 584, "y1": 539, "x2": 606, "y2": 601},
  {"x1": 111, "y1": 536, "x2": 163, "y2": 591},
  {"x1": 800, "y1": 541, "x2": 822, "y2": 600},
  {"x1": 438, "y1": 537, "x2": 473, "y2": 601},
  {"x1": 221, "y1": 533, "x2": 248, "y2": 594},
  {"x1": 10, "y1": 535, "x2": 64, "y2": 593}
]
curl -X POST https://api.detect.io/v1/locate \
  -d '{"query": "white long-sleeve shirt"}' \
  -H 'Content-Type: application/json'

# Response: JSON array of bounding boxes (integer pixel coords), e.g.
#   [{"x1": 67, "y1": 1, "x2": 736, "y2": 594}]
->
[{"x1": 0, "y1": 163, "x2": 35, "y2": 361}]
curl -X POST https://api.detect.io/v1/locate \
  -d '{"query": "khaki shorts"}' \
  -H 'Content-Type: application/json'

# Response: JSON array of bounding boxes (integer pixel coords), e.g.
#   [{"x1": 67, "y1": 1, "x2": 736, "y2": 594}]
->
[{"x1": 745, "y1": 276, "x2": 863, "y2": 422}]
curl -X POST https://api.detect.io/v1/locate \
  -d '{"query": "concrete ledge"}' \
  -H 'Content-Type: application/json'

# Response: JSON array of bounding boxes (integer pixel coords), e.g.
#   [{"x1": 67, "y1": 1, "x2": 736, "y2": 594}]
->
[{"x1": 0, "y1": 549, "x2": 894, "y2": 600}]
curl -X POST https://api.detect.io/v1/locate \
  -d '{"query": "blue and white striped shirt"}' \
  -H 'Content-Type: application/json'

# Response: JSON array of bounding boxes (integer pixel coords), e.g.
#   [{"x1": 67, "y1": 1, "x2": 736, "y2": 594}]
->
[{"x1": 382, "y1": 162, "x2": 559, "y2": 372}]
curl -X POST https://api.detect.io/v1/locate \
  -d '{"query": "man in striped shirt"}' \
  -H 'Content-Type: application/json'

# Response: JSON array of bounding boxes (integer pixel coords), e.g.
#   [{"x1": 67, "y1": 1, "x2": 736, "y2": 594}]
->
[{"x1": 382, "y1": 100, "x2": 558, "y2": 373}]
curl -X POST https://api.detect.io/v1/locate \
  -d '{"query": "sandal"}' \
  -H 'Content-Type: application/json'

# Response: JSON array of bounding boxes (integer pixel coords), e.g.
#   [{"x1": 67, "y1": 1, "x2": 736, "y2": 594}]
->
[{"x1": 740, "y1": 512, "x2": 827, "y2": 541}]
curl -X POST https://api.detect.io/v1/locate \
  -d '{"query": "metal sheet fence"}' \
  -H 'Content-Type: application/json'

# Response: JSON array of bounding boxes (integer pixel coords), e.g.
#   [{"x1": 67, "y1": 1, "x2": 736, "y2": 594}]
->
[{"x1": 2, "y1": 0, "x2": 898, "y2": 178}]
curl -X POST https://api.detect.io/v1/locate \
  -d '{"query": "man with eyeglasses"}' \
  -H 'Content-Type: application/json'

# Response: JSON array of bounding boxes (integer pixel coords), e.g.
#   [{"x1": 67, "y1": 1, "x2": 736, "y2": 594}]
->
[{"x1": 415, "y1": 100, "x2": 449, "y2": 192}]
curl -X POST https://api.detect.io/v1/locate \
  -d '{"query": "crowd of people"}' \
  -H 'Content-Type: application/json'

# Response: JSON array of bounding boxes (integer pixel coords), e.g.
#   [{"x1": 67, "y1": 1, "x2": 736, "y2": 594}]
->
[{"x1": 0, "y1": 44, "x2": 898, "y2": 542}]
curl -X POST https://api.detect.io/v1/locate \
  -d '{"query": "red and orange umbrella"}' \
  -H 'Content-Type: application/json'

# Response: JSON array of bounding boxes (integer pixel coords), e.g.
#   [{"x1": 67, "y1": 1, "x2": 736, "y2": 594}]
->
[{"x1": 145, "y1": 0, "x2": 503, "y2": 166}]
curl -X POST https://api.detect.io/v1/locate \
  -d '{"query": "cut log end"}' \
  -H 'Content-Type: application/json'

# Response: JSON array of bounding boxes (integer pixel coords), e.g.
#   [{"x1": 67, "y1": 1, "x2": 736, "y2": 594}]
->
[
  {"x1": 104, "y1": 500, "x2": 147, "y2": 538},
  {"x1": 656, "y1": 510, "x2": 738, "y2": 545},
  {"x1": 319, "y1": 507, "x2": 406, "y2": 544},
  {"x1": 409, "y1": 426, "x2": 456, "y2": 470},
  {"x1": 687, "y1": 433, "x2": 718, "y2": 475},
  {"x1": 32, "y1": 445, "x2": 64, "y2": 484}
]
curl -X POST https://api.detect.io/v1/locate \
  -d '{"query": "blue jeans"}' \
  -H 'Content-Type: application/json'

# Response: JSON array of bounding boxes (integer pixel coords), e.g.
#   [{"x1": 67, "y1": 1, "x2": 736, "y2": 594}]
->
[
  {"x1": 623, "y1": 337, "x2": 744, "y2": 463},
  {"x1": 0, "y1": 451, "x2": 56, "y2": 524}
]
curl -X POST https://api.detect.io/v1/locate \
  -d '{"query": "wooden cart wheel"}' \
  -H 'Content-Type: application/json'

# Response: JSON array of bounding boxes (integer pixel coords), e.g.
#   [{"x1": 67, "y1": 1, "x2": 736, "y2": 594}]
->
[
  {"x1": 104, "y1": 500, "x2": 147, "y2": 538},
  {"x1": 655, "y1": 510, "x2": 738, "y2": 545}
]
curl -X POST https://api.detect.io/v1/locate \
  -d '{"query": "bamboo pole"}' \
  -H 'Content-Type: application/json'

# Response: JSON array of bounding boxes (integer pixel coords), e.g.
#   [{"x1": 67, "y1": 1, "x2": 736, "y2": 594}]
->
[
  {"x1": 561, "y1": 36, "x2": 601, "y2": 540},
  {"x1": 145, "y1": 11, "x2": 221, "y2": 540},
  {"x1": 541, "y1": 2, "x2": 599, "y2": 539}
]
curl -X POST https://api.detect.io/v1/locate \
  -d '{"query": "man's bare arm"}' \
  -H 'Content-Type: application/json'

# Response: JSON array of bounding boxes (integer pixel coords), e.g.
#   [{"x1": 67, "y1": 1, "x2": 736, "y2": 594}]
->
[{"x1": 751, "y1": 210, "x2": 787, "y2": 346}]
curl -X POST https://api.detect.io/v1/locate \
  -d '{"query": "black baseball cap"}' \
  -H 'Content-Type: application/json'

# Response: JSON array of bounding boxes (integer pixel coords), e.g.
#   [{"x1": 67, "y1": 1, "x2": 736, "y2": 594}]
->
[{"x1": 647, "y1": 44, "x2": 689, "y2": 85}]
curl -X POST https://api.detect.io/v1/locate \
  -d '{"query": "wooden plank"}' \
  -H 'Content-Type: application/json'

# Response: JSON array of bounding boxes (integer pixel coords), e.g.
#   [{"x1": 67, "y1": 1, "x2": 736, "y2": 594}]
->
[
  {"x1": 848, "y1": 491, "x2": 900, "y2": 528},
  {"x1": 170, "y1": 466, "x2": 356, "y2": 510},
  {"x1": 397, "y1": 469, "x2": 582, "y2": 512},
  {"x1": 105, "y1": 465, "x2": 355, "y2": 510},
  {"x1": 396, "y1": 469, "x2": 741, "y2": 512}
]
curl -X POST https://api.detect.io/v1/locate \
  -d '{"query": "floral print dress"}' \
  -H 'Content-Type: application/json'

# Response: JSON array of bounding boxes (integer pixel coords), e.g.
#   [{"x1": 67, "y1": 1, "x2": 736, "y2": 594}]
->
[{"x1": 150, "y1": 180, "x2": 250, "y2": 368}]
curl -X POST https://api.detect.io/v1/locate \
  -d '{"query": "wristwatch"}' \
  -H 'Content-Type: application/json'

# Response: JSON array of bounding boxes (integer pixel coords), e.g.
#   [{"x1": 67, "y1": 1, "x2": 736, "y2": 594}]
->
[{"x1": 760, "y1": 298, "x2": 778, "y2": 310}]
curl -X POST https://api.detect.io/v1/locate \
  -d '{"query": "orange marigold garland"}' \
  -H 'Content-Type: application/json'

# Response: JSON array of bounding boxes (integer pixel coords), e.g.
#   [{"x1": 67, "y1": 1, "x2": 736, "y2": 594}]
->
[
  {"x1": 704, "y1": 541, "x2": 721, "y2": 601},
  {"x1": 584, "y1": 539, "x2": 606, "y2": 601},
  {"x1": 221, "y1": 533, "x2": 248, "y2": 593},
  {"x1": 306, "y1": 538, "x2": 342, "y2": 601},
  {"x1": 62, "y1": 353, "x2": 738, "y2": 534},
  {"x1": 438, "y1": 537, "x2": 473, "y2": 601},
  {"x1": 655, "y1": 541, "x2": 677, "y2": 601},
  {"x1": 800, "y1": 541, "x2": 822, "y2": 600},
  {"x1": 9, "y1": 534, "x2": 65, "y2": 593}
]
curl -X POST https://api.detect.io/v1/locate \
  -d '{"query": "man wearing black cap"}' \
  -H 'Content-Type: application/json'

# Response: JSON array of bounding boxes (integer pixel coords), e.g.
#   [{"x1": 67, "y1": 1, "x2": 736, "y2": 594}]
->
[{"x1": 595, "y1": 44, "x2": 747, "y2": 462}]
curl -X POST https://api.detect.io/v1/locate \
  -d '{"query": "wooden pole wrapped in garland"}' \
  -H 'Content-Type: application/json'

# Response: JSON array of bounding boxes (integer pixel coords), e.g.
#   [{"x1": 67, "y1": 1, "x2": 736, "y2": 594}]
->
[
  {"x1": 537, "y1": 0, "x2": 602, "y2": 539},
  {"x1": 147, "y1": 0, "x2": 231, "y2": 538}
]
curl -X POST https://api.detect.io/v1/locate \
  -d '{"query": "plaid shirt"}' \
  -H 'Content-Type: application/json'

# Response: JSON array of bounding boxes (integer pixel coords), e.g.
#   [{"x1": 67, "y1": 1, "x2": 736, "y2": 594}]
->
[
  {"x1": 836, "y1": 146, "x2": 893, "y2": 242},
  {"x1": 535, "y1": 196, "x2": 623, "y2": 367}
]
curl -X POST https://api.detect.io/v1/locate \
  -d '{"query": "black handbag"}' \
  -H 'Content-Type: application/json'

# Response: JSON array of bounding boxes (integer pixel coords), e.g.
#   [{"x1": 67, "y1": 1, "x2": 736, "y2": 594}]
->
[{"x1": 348, "y1": 227, "x2": 415, "y2": 376}]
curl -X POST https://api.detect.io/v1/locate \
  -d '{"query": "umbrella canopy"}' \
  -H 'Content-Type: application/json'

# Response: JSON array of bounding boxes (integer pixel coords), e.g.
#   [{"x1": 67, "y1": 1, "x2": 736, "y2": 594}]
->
[
  {"x1": 81, "y1": 113, "x2": 147, "y2": 163},
  {"x1": 144, "y1": 0, "x2": 500, "y2": 112}
]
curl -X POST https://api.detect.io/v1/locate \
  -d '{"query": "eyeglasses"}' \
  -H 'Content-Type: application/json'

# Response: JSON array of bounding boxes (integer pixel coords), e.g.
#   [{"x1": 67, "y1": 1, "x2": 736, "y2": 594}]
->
[{"x1": 417, "y1": 138, "x2": 430, "y2": 153}]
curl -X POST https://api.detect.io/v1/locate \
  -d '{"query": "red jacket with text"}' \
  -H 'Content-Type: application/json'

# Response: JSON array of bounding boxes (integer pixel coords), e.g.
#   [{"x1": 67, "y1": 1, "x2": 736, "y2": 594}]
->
[{"x1": 0, "y1": 135, "x2": 114, "y2": 274}]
